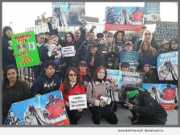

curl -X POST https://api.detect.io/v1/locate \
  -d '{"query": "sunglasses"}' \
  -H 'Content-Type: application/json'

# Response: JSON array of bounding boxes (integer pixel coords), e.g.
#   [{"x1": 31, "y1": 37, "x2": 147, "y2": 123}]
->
[{"x1": 80, "y1": 63, "x2": 87, "y2": 67}]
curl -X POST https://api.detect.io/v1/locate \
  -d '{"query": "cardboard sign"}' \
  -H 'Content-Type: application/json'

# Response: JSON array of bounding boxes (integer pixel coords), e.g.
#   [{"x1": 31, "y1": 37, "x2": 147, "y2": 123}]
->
[
  {"x1": 69, "y1": 94, "x2": 87, "y2": 110},
  {"x1": 143, "y1": 83, "x2": 177, "y2": 111},
  {"x1": 157, "y1": 51, "x2": 178, "y2": 81},
  {"x1": 5, "y1": 91, "x2": 70, "y2": 126},
  {"x1": 11, "y1": 32, "x2": 40, "y2": 68},
  {"x1": 61, "y1": 46, "x2": 76, "y2": 57}
]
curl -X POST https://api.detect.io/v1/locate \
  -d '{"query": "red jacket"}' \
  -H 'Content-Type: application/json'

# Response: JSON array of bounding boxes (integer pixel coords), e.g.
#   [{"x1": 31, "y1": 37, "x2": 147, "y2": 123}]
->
[{"x1": 60, "y1": 83, "x2": 86, "y2": 103}]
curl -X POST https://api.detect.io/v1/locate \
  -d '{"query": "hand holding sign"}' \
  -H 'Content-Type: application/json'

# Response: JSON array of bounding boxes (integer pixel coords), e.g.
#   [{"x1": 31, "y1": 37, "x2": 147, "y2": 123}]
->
[{"x1": 69, "y1": 94, "x2": 87, "y2": 111}]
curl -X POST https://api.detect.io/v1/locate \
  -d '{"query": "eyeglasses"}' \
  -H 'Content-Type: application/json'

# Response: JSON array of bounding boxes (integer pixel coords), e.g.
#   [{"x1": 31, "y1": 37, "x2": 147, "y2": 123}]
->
[{"x1": 68, "y1": 73, "x2": 77, "y2": 77}]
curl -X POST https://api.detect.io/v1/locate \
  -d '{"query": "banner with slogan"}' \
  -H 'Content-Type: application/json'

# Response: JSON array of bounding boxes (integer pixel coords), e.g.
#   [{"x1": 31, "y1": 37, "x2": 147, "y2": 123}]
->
[
  {"x1": 119, "y1": 51, "x2": 140, "y2": 71},
  {"x1": 11, "y1": 32, "x2": 40, "y2": 68},
  {"x1": 105, "y1": 7, "x2": 144, "y2": 31},
  {"x1": 143, "y1": 83, "x2": 177, "y2": 111},
  {"x1": 69, "y1": 94, "x2": 87, "y2": 110},
  {"x1": 122, "y1": 71, "x2": 142, "y2": 87},
  {"x1": 61, "y1": 46, "x2": 76, "y2": 57},
  {"x1": 5, "y1": 90, "x2": 70, "y2": 126},
  {"x1": 157, "y1": 51, "x2": 178, "y2": 81},
  {"x1": 154, "y1": 22, "x2": 178, "y2": 43}
]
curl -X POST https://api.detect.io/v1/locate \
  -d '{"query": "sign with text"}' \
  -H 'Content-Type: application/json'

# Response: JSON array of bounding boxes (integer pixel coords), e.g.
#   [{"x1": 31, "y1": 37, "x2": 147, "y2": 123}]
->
[
  {"x1": 69, "y1": 94, "x2": 87, "y2": 110},
  {"x1": 11, "y1": 32, "x2": 40, "y2": 68},
  {"x1": 154, "y1": 22, "x2": 178, "y2": 43},
  {"x1": 61, "y1": 46, "x2": 76, "y2": 57}
]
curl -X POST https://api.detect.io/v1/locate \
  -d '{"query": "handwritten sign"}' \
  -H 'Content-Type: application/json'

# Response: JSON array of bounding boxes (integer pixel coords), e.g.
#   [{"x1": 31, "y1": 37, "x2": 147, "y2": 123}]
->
[{"x1": 69, "y1": 94, "x2": 87, "y2": 110}]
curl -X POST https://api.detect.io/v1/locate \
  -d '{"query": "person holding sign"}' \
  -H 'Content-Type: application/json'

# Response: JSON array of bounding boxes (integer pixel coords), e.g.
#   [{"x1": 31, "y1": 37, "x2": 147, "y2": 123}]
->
[
  {"x1": 31, "y1": 60, "x2": 61, "y2": 95},
  {"x1": 3, "y1": 65, "x2": 33, "y2": 124},
  {"x1": 60, "y1": 67, "x2": 86, "y2": 124},
  {"x1": 87, "y1": 66, "x2": 118, "y2": 124}
]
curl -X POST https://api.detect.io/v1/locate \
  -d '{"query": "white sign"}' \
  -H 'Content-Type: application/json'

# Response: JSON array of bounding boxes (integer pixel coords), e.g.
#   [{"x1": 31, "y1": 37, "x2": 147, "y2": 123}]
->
[
  {"x1": 61, "y1": 46, "x2": 76, "y2": 57},
  {"x1": 69, "y1": 94, "x2": 87, "y2": 110}
]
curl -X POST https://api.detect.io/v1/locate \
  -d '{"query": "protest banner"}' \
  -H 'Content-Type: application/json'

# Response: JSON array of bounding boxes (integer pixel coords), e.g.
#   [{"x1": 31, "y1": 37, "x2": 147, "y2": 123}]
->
[
  {"x1": 5, "y1": 91, "x2": 70, "y2": 126},
  {"x1": 69, "y1": 94, "x2": 87, "y2": 110},
  {"x1": 143, "y1": 83, "x2": 177, "y2": 111},
  {"x1": 144, "y1": 2, "x2": 160, "y2": 23},
  {"x1": 157, "y1": 51, "x2": 178, "y2": 81},
  {"x1": 119, "y1": 51, "x2": 140, "y2": 71},
  {"x1": 107, "y1": 69, "x2": 123, "y2": 88},
  {"x1": 105, "y1": 7, "x2": 144, "y2": 31},
  {"x1": 154, "y1": 22, "x2": 178, "y2": 43},
  {"x1": 61, "y1": 46, "x2": 76, "y2": 57},
  {"x1": 11, "y1": 32, "x2": 40, "y2": 68},
  {"x1": 122, "y1": 71, "x2": 142, "y2": 86}
]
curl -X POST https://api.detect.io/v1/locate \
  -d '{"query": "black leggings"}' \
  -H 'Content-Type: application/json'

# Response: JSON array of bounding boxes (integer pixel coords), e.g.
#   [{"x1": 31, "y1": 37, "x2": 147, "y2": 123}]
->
[
  {"x1": 66, "y1": 107, "x2": 82, "y2": 124},
  {"x1": 89, "y1": 105, "x2": 118, "y2": 124}
]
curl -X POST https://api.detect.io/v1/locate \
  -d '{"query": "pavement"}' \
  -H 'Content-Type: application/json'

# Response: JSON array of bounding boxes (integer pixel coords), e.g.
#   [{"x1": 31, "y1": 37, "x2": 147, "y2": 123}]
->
[{"x1": 74, "y1": 104, "x2": 178, "y2": 126}]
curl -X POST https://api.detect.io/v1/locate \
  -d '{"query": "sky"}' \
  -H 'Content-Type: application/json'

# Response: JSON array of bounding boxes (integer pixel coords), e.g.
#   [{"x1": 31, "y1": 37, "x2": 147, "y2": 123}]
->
[{"x1": 2, "y1": 2, "x2": 178, "y2": 33}]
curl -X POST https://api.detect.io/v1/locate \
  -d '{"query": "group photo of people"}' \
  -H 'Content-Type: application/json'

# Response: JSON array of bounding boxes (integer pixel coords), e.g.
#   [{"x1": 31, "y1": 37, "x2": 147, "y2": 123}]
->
[{"x1": 1, "y1": 2, "x2": 178, "y2": 126}]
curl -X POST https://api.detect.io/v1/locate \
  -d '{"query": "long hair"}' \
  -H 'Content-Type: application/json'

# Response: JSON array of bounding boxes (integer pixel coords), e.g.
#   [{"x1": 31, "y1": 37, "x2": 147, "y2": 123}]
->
[
  {"x1": 3, "y1": 65, "x2": 18, "y2": 87},
  {"x1": 93, "y1": 66, "x2": 107, "y2": 82},
  {"x1": 142, "y1": 30, "x2": 153, "y2": 43},
  {"x1": 64, "y1": 32, "x2": 75, "y2": 45},
  {"x1": 63, "y1": 67, "x2": 83, "y2": 94},
  {"x1": 139, "y1": 40, "x2": 157, "y2": 56},
  {"x1": 113, "y1": 30, "x2": 125, "y2": 43}
]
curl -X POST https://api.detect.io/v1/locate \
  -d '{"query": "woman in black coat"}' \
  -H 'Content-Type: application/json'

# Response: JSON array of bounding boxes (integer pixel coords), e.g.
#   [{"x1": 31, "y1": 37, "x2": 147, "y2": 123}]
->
[{"x1": 3, "y1": 65, "x2": 33, "y2": 124}]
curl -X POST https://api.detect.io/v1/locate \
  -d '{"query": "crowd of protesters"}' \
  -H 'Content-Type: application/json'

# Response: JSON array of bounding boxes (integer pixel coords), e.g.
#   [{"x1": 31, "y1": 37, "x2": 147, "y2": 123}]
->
[{"x1": 2, "y1": 20, "x2": 178, "y2": 125}]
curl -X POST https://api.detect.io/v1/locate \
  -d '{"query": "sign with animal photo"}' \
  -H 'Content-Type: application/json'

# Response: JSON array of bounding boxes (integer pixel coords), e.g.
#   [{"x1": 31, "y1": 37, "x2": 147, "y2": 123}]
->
[
  {"x1": 5, "y1": 90, "x2": 70, "y2": 126},
  {"x1": 107, "y1": 69, "x2": 123, "y2": 88},
  {"x1": 105, "y1": 7, "x2": 144, "y2": 31},
  {"x1": 157, "y1": 51, "x2": 178, "y2": 81},
  {"x1": 61, "y1": 46, "x2": 76, "y2": 57},
  {"x1": 143, "y1": 83, "x2": 177, "y2": 111},
  {"x1": 69, "y1": 94, "x2": 87, "y2": 110},
  {"x1": 11, "y1": 32, "x2": 40, "y2": 68}
]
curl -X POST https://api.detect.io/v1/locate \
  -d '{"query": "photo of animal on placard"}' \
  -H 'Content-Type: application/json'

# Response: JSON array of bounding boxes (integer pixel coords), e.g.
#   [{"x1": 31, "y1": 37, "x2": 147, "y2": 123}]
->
[
  {"x1": 5, "y1": 91, "x2": 70, "y2": 126},
  {"x1": 143, "y1": 83, "x2": 177, "y2": 111}
]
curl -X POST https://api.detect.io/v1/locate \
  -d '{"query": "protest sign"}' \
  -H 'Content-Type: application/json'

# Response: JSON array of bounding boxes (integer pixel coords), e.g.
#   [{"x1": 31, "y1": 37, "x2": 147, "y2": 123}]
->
[
  {"x1": 157, "y1": 51, "x2": 178, "y2": 81},
  {"x1": 107, "y1": 69, "x2": 122, "y2": 88},
  {"x1": 105, "y1": 7, "x2": 144, "y2": 31},
  {"x1": 69, "y1": 94, "x2": 87, "y2": 110},
  {"x1": 61, "y1": 46, "x2": 76, "y2": 57},
  {"x1": 143, "y1": 83, "x2": 177, "y2": 111},
  {"x1": 122, "y1": 71, "x2": 142, "y2": 86},
  {"x1": 154, "y1": 22, "x2": 178, "y2": 43},
  {"x1": 119, "y1": 51, "x2": 140, "y2": 71},
  {"x1": 11, "y1": 32, "x2": 40, "y2": 68},
  {"x1": 5, "y1": 90, "x2": 70, "y2": 126},
  {"x1": 144, "y1": 2, "x2": 160, "y2": 23}
]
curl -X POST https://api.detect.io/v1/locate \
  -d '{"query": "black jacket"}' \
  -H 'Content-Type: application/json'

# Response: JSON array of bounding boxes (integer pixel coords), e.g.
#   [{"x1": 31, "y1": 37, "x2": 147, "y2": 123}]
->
[
  {"x1": 131, "y1": 91, "x2": 167, "y2": 124},
  {"x1": 3, "y1": 80, "x2": 32, "y2": 123}
]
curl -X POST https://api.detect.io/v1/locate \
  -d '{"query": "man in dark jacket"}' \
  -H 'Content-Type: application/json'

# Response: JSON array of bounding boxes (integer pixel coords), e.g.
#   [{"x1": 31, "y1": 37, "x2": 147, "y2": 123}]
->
[
  {"x1": 125, "y1": 88, "x2": 167, "y2": 125},
  {"x1": 2, "y1": 26, "x2": 16, "y2": 70}
]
